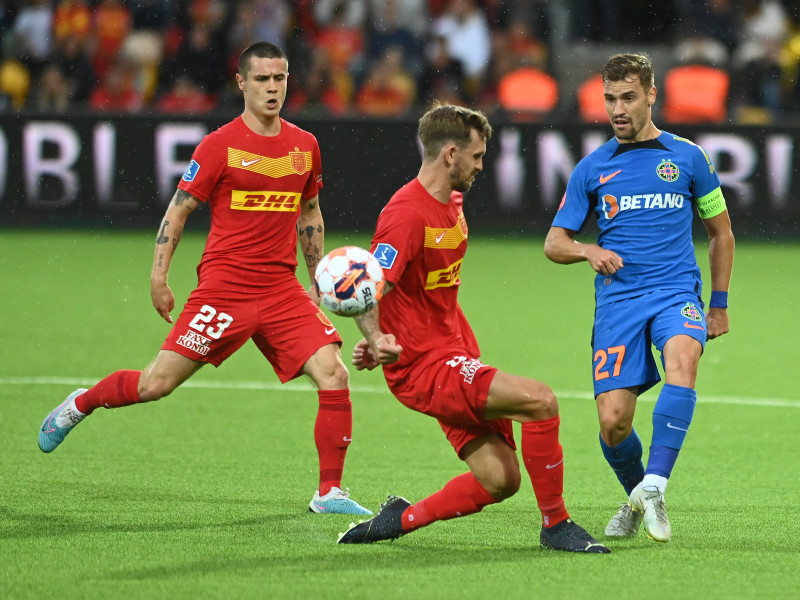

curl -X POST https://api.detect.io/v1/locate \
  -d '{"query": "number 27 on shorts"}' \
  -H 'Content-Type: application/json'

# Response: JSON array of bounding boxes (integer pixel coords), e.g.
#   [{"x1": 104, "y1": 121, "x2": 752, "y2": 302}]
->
[{"x1": 594, "y1": 345, "x2": 626, "y2": 381}]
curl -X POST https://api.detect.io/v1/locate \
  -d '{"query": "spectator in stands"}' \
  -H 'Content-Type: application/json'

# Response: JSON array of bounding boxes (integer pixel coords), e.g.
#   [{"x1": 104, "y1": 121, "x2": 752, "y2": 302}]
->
[
  {"x1": 417, "y1": 34, "x2": 466, "y2": 107},
  {"x1": 163, "y1": 23, "x2": 224, "y2": 98},
  {"x1": 88, "y1": 59, "x2": 143, "y2": 112},
  {"x1": 11, "y1": 0, "x2": 54, "y2": 78},
  {"x1": 312, "y1": 0, "x2": 368, "y2": 80},
  {"x1": 155, "y1": 74, "x2": 217, "y2": 114},
  {"x1": 52, "y1": 0, "x2": 92, "y2": 50},
  {"x1": 688, "y1": 0, "x2": 738, "y2": 53},
  {"x1": 31, "y1": 62, "x2": 70, "y2": 112},
  {"x1": 365, "y1": 0, "x2": 427, "y2": 76},
  {"x1": 355, "y1": 45, "x2": 416, "y2": 116},
  {"x1": 0, "y1": 59, "x2": 31, "y2": 111},
  {"x1": 227, "y1": 0, "x2": 292, "y2": 57},
  {"x1": 285, "y1": 45, "x2": 350, "y2": 117},
  {"x1": 731, "y1": 0, "x2": 790, "y2": 120},
  {"x1": 430, "y1": 0, "x2": 492, "y2": 101},
  {"x1": 54, "y1": 32, "x2": 94, "y2": 102},
  {"x1": 91, "y1": 0, "x2": 132, "y2": 78}
]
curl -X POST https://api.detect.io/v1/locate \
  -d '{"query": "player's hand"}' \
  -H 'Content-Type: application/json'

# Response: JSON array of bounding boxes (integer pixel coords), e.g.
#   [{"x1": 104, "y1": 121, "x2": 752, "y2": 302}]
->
[
  {"x1": 706, "y1": 307, "x2": 729, "y2": 340},
  {"x1": 307, "y1": 283, "x2": 321, "y2": 307},
  {"x1": 585, "y1": 245, "x2": 624, "y2": 276},
  {"x1": 372, "y1": 333, "x2": 402, "y2": 365},
  {"x1": 151, "y1": 282, "x2": 175, "y2": 324},
  {"x1": 352, "y1": 338, "x2": 379, "y2": 371}
]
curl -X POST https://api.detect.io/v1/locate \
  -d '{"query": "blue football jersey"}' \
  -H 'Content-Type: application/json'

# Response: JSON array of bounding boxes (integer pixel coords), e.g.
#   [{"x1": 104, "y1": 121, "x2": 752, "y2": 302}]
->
[{"x1": 552, "y1": 131, "x2": 722, "y2": 307}]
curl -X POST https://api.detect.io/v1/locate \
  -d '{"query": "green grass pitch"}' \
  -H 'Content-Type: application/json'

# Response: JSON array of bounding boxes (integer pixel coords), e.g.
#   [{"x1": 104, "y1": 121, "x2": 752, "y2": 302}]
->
[{"x1": 1, "y1": 230, "x2": 798, "y2": 599}]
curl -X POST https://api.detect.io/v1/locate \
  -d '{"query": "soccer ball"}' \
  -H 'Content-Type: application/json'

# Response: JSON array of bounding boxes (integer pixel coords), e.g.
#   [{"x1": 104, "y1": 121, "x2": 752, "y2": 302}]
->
[{"x1": 314, "y1": 246, "x2": 384, "y2": 316}]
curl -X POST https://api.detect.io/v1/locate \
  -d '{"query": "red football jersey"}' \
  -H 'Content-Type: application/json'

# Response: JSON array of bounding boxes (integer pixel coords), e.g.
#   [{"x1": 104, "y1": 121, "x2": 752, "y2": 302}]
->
[
  {"x1": 370, "y1": 178, "x2": 480, "y2": 389},
  {"x1": 178, "y1": 116, "x2": 323, "y2": 293}
]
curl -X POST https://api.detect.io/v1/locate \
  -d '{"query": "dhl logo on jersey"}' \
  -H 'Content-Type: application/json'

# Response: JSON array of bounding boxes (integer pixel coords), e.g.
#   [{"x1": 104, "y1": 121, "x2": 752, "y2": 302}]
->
[
  {"x1": 230, "y1": 190, "x2": 301, "y2": 211},
  {"x1": 425, "y1": 258, "x2": 463, "y2": 290},
  {"x1": 227, "y1": 147, "x2": 311, "y2": 176},
  {"x1": 424, "y1": 217, "x2": 467, "y2": 249}
]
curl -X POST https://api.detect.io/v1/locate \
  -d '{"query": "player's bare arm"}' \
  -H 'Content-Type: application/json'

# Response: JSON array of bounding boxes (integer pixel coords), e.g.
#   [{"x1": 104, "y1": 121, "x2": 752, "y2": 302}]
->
[
  {"x1": 703, "y1": 209, "x2": 735, "y2": 340},
  {"x1": 151, "y1": 189, "x2": 199, "y2": 323},
  {"x1": 353, "y1": 283, "x2": 402, "y2": 369},
  {"x1": 297, "y1": 195, "x2": 324, "y2": 301},
  {"x1": 544, "y1": 226, "x2": 624, "y2": 275}
]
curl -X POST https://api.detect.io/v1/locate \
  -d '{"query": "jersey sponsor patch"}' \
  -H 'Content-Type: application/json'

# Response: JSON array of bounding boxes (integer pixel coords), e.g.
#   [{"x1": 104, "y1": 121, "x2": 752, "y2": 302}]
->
[
  {"x1": 182, "y1": 159, "x2": 200, "y2": 182},
  {"x1": 229, "y1": 190, "x2": 301, "y2": 211},
  {"x1": 425, "y1": 258, "x2": 462, "y2": 290},
  {"x1": 374, "y1": 243, "x2": 398, "y2": 269},
  {"x1": 445, "y1": 355, "x2": 485, "y2": 384},
  {"x1": 176, "y1": 329, "x2": 211, "y2": 356}
]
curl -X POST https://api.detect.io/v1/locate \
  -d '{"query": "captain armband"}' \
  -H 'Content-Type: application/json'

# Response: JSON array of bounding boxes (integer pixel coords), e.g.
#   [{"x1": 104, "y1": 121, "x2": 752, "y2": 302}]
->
[{"x1": 695, "y1": 188, "x2": 727, "y2": 219}]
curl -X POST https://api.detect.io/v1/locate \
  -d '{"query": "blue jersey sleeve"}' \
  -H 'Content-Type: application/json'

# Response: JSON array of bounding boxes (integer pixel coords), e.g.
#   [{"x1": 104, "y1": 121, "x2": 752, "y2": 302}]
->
[{"x1": 551, "y1": 155, "x2": 595, "y2": 232}]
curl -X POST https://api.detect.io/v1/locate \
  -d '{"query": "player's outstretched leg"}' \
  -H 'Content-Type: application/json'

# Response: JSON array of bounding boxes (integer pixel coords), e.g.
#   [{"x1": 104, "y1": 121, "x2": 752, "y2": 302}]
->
[
  {"x1": 38, "y1": 389, "x2": 88, "y2": 453},
  {"x1": 629, "y1": 482, "x2": 671, "y2": 542},
  {"x1": 605, "y1": 502, "x2": 644, "y2": 537},
  {"x1": 309, "y1": 487, "x2": 373, "y2": 515},
  {"x1": 540, "y1": 519, "x2": 611, "y2": 553},
  {"x1": 337, "y1": 496, "x2": 411, "y2": 543}
]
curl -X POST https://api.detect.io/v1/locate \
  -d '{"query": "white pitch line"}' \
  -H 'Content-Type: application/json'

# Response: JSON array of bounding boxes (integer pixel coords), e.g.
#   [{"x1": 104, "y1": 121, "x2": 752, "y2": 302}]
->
[{"x1": 1, "y1": 377, "x2": 798, "y2": 409}]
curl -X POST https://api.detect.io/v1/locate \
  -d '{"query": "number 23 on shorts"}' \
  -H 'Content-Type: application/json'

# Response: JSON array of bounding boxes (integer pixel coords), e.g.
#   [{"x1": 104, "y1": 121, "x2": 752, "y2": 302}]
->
[
  {"x1": 594, "y1": 345, "x2": 626, "y2": 381},
  {"x1": 189, "y1": 304, "x2": 234, "y2": 339}
]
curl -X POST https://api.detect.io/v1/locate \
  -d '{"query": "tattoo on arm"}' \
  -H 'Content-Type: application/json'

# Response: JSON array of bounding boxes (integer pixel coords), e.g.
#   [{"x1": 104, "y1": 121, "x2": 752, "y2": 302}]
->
[
  {"x1": 156, "y1": 220, "x2": 169, "y2": 244},
  {"x1": 174, "y1": 189, "x2": 194, "y2": 207}
]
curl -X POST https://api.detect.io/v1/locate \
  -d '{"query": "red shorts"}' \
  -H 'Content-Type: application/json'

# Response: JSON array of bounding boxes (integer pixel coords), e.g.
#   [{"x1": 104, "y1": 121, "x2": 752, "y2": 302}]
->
[
  {"x1": 162, "y1": 281, "x2": 342, "y2": 382},
  {"x1": 390, "y1": 352, "x2": 515, "y2": 458}
]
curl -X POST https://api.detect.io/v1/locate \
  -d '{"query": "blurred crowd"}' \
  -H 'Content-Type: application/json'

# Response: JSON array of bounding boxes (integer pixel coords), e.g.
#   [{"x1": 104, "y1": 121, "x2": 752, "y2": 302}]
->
[{"x1": 4, "y1": 0, "x2": 800, "y2": 124}]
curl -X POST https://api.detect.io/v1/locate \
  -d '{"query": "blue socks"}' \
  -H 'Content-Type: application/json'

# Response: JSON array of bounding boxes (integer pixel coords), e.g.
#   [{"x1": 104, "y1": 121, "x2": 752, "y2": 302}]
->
[
  {"x1": 647, "y1": 383, "x2": 697, "y2": 478},
  {"x1": 600, "y1": 429, "x2": 645, "y2": 495}
]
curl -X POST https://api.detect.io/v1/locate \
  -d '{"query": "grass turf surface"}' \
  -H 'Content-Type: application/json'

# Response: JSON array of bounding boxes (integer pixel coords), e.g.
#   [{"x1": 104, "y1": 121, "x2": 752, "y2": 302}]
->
[{"x1": 1, "y1": 230, "x2": 798, "y2": 599}]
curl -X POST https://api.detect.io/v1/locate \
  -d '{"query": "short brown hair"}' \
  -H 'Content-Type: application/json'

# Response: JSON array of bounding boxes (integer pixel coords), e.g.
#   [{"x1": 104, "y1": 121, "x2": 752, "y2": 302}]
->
[
  {"x1": 601, "y1": 52, "x2": 654, "y2": 90},
  {"x1": 238, "y1": 42, "x2": 288, "y2": 78},
  {"x1": 417, "y1": 103, "x2": 492, "y2": 161}
]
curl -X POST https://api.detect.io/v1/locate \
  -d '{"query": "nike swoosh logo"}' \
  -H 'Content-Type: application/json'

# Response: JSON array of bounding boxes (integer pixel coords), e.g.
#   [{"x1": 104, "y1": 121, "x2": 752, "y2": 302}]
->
[
  {"x1": 435, "y1": 231, "x2": 446, "y2": 244},
  {"x1": 599, "y1": 170, "x2": 622, "y2": 184},
  {"x1": 545, "y1": 459, "x2": 564, "y2": 470},
  {"x1": 312, "y1": 502, "x2": 326, "y2": 512},
  {"x1": 683, "y1": 322, "x2": 704, "y2": 330},
  {"x1": 666, "y1": 422, "x2": 688, "y2": 432},
  {"x1": 325, "y1": 327, "x2": 336, "y2": 335},
  {"x1": 241, "y1": 157, "x2": 261, "y2": 167},
  {"x1": 343, "y1": 436, "x2": 352, "y2": 442}
]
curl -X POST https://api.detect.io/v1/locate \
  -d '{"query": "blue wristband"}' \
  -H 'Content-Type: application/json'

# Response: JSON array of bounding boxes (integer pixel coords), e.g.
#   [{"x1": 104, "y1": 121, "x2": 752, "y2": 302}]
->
[{"x1": 710, "y1": 291, "x2": 728, "y2": 309}]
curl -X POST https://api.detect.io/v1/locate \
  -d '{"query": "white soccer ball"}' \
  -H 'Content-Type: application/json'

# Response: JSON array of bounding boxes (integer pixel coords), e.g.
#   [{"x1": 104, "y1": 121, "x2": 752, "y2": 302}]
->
[{"x1": 314, "y1": 246, "x2": 384, "y2": 316}]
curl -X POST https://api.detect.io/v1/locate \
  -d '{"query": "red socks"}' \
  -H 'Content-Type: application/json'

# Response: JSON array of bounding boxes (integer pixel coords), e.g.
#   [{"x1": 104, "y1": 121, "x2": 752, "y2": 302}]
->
[
  {"x1": 75, "y1": 370, "x2": 142, "y2": 415},
  {"x1": 521, "y1": 416, "x2": 570, "y2": 527},
  {"x1": 401, "y1": 472, "x2": 499, "y2": 532},
  {"x1": 315, "y1": 389, "x2": 352, "y2": 495}
]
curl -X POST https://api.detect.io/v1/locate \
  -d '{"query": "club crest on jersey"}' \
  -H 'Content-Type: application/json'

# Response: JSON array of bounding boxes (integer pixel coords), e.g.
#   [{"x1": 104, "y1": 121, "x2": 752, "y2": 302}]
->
[
  {"x1": 681, "y1": 302, "x2": 702, "y2": 321},
  {"x1": 290, "y1": 148, "x2": 307, "y2": 174},
  {"x1": 374, "y1": 243, "x2": 397, "y2": 269},
  {"x1": 182, "y1": 159, "x2": 200, "y2": 182},
  {"x1": 657, "y1": 160, "x2": 680, "y2": 182}
]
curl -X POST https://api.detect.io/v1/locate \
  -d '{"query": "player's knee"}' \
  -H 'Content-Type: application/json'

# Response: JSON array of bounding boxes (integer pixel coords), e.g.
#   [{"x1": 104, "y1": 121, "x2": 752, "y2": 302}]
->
[
  {"x1": 598, "y1": 415, "x2": 632, "y2": 446},
  {"x1": 522, "y1": 383, "x2": 558, "y2": 420},
  {"x1": 480, "y1": 469, "x2": 521, "y2": 500},
  {"x1": 317, "y1": 359, "x2": 349, "y2": 389},
  {"x1": 137, "y1": 375, "x2": 173, "y2": 402}
]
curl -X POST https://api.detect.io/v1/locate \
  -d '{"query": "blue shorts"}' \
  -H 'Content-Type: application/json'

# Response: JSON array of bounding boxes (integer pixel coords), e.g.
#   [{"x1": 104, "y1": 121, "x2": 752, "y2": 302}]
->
[{"x1": 591, "y1": 290, "x2": 707, "y2": 396}]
